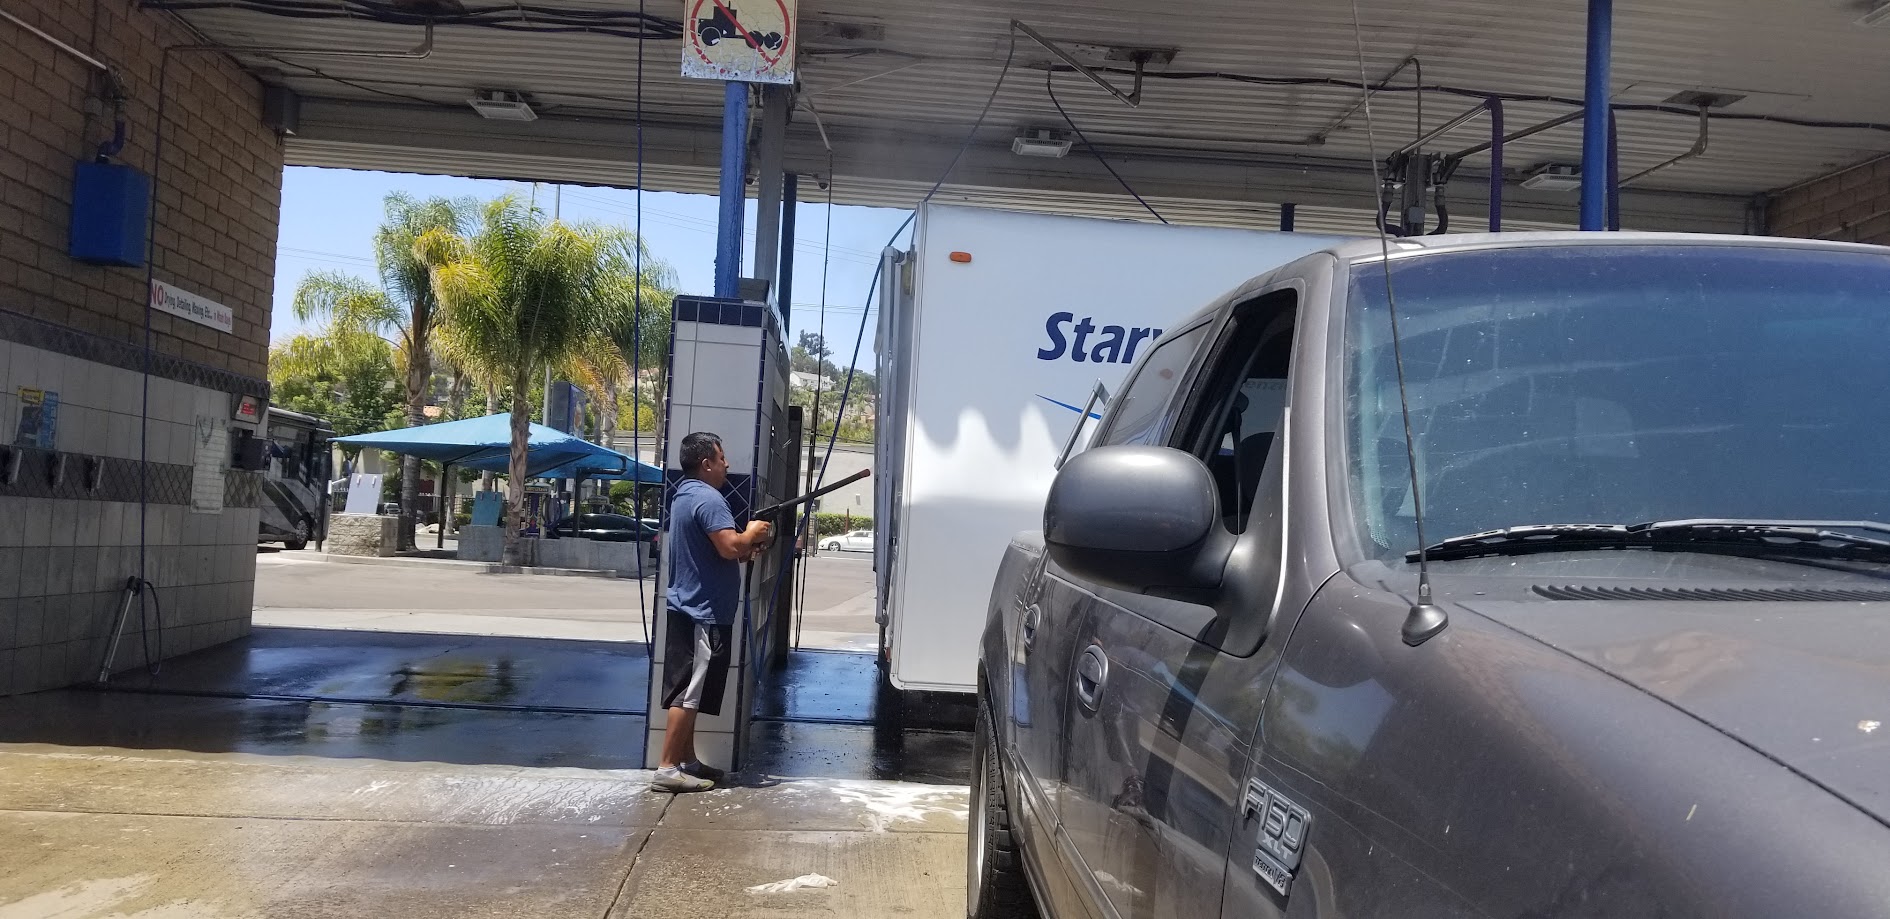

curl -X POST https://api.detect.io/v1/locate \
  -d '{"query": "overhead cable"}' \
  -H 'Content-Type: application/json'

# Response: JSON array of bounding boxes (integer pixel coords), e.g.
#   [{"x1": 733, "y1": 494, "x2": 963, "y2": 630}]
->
[
  {"x1": 1053, "y1": 64, "x2": 1890, "y2": 136},
  {"x1": 1046, "y1": 68, "x2": 1169, "y2": 224},
  {"x1": 138, "y1": 0, "x2": 685, "y2": 39}
]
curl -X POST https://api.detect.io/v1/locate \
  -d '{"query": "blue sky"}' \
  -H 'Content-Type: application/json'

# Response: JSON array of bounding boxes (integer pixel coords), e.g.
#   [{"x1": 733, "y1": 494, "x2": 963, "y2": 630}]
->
[{"x1": 271, "y1": 167, "x2": 912, "y2": 369}]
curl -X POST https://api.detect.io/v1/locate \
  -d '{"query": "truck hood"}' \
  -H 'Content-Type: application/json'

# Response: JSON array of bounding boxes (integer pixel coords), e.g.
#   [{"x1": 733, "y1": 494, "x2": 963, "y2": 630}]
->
[{"x1": 1463, "y1": 597, "x2": 1890, "y2": 825}]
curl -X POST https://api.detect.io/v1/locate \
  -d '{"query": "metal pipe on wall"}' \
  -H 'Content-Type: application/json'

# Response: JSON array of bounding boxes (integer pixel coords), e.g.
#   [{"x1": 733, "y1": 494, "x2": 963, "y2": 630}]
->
[
  {"x1": 1580, "y1": 0, "x2": 1614, "y2": 230},
  {"x1": 1, "y1": 5, "x2": 110, "y2": 71}
]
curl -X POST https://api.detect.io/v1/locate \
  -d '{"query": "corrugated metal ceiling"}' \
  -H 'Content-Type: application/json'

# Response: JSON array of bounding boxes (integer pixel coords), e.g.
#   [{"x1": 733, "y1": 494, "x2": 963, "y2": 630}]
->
[{"x1": 154, "y1": 0, "x2": 1890, "y2": 220}]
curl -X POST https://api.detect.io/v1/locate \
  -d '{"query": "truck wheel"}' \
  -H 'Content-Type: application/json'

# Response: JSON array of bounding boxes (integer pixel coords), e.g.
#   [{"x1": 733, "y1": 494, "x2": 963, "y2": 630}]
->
[
  {"x1": 969, "y1": 702, "x2": 1037, "y2": 919},
  {"x1": 285, "y1": 518, "x2": 311, "y2": 551},
  {"x1": 699, "y1": 26, "x2": 722, "y2": 45}
]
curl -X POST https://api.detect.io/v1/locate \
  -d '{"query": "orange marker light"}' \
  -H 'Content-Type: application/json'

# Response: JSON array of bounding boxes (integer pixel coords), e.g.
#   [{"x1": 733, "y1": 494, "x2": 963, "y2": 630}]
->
[{"x1": 949, "y1": 251, "x2": 973, "y2": 263}]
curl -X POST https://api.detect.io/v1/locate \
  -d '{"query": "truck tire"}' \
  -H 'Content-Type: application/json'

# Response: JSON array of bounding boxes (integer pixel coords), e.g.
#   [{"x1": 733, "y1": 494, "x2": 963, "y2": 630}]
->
[
  {"x1": 969, "y1": 701, "x2": 1038, "y2": 919},
  {"x1": 285, "y1": 517, "x2": 311, "y2": 551}
]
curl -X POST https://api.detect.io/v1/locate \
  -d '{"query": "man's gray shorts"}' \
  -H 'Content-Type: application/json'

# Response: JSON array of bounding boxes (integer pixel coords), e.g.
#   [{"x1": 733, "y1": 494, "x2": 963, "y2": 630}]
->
[{"x1": 661, "y1": 609, "x2": 731, "y2": 716}]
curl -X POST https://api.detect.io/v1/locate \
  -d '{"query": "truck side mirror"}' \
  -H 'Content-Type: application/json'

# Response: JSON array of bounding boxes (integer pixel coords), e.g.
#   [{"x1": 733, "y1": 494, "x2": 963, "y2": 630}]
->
[{"x1": 1043, "y1": 446, "x2": 1234, "y2": 597}]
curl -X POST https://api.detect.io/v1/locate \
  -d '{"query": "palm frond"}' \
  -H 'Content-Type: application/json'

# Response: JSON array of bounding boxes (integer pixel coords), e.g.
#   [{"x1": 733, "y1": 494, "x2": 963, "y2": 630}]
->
[{"x1": 290, "y1": 271, "x2": 401, "y2": 334}]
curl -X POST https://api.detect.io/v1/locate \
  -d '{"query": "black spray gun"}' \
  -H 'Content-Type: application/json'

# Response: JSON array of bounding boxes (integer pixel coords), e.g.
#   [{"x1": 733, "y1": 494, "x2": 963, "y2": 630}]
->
[{"x1": 749, "y1": 468, "x2": 871, "y2": 525}]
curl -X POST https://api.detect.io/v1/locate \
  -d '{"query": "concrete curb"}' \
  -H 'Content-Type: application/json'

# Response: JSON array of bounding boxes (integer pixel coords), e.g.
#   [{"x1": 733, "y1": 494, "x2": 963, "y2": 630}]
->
[
  {"x1": 318, "y1": 554, "x2": 487, "y2": 572},
  {"x1": 483, "y1": 564, "x2": 625, "y2": 580},
  {"x1": 316, "y1": 553, "x2": 644, "y2": 580}
]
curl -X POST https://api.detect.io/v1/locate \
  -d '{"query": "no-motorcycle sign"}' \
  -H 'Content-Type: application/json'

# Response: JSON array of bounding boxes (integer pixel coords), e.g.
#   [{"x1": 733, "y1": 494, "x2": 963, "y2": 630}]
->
[{"x1": 681, "y1": 0, "x2": 796, "y2": 84}]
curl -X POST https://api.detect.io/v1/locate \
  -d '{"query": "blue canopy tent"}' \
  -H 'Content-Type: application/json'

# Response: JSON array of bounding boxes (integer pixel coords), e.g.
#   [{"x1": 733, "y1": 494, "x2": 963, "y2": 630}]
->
[
  {"x1": 331, "y1": 414, "x2": 645, "y2": 547},
  {"x1": 331, "y1": 413, "x2": 629, "y2": 477},
  {"x1": 532, "y1": 454, "x2": 664, "y2": 483}
]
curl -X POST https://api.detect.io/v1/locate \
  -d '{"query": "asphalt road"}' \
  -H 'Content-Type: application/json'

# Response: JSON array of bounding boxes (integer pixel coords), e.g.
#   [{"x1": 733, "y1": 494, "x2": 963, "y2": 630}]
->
[{"x1": 253, "y1": 549, "x2": 880, "y2": 650}]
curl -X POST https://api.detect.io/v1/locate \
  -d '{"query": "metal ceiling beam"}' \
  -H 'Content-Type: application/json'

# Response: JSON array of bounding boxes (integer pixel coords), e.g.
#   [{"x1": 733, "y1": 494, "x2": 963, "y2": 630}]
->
[{"x1": 284, "y1": 98, "x2": 1750, "y2": 233}]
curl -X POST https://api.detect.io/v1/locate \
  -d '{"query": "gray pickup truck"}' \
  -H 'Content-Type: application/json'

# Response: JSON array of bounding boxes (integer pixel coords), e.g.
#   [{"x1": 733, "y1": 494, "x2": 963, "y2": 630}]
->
[{"x1": 969, "y1": 233, "x2": 1890, "y2": 919}]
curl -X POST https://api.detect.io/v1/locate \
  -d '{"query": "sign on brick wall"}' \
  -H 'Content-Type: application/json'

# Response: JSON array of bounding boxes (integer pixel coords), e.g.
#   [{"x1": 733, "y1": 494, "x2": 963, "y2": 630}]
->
[{"x1": 151, "y1": 280, "x2": 234, "y2": 334}]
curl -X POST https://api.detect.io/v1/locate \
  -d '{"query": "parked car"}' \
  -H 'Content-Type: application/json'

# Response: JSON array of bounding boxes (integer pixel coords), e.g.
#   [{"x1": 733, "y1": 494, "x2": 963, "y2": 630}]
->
[
  {"x1": 822, "y1": 529, "x2": 873, "y2": 553},
  {"x1": 970, "y1": 234, "x2": 1890, "y2": 919},
  {"x1": 549, "y1": 513, "x2": 658, "y2": 542}
]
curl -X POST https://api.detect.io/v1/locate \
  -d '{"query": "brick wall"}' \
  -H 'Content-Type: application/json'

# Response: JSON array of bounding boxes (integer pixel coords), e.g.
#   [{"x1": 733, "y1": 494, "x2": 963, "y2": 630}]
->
[
  {"x1": 1, "y1": 0, "x2": 281, "y2": 379},
  {"x1": 1, "y1": 1, "x2": 284, "y2": 695},
  {"x1": 1768, "y1": 154, "x2": 1890, "y2": 246}
]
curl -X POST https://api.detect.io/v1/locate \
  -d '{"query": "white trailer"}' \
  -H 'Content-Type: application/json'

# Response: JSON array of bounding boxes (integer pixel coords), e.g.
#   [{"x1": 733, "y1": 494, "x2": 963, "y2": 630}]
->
[{"x1": 874, "y1": 204, "x2": 1346, "y2": 693}]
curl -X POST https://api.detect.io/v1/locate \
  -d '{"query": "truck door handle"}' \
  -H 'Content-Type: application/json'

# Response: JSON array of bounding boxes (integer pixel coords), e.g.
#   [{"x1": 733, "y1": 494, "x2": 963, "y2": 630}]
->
[
  {"x1": 1020, "y1": 605, "x2": 1040, "y2": 653},
  {"x1": 1075, "y1": 645, "x2": 1108, "y2": 712}
]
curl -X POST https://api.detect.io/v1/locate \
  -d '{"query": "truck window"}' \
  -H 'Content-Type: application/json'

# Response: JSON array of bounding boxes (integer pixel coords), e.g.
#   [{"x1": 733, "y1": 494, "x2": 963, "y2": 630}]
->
[
  {"x1": 1344, "y1": 245, "x2": 1890, "y2": 563},
  {"x1": 1096, "y1": 323, "x2": 1209, "y2": 447},
  {"x1": 1172, "y1": 291, "x2": 1297, "y2": 535}
]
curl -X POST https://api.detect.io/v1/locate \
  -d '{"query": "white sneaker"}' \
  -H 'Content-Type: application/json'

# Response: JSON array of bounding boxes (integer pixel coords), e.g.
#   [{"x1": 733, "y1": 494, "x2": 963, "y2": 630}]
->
[{"x1": 651, "y1": 765, "x2": 714, "y2": 793}]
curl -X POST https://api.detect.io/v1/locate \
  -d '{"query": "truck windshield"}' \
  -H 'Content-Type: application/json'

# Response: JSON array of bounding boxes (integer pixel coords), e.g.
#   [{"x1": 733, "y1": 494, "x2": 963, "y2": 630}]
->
[{"x1": 1344, "y1": 244, "x2": 1890, "y2": 564}]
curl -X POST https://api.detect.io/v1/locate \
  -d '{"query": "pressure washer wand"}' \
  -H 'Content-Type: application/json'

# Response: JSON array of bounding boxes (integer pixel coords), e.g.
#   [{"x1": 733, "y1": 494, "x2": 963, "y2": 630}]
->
[{"x1": 751, "y1": 469, "x2": 871, "y2": 522}]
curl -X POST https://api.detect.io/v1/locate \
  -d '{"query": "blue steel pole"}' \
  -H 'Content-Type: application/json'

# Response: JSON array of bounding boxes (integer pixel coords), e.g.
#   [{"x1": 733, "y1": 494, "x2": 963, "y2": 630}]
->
[
  {"x1": 1580, "y1": 0, "x2": 1613, "y2": 231},
  {"x1": 778, "y1": 174, "x2": 798, "y2": 327},
  {"x1": 715, "y1": 81, "x2": 749, "y2": 298}
]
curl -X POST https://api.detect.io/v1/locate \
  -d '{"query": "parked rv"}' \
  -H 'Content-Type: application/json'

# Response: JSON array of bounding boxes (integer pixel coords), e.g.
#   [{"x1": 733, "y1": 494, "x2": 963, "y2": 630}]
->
[
  {"x1": 258, "y1": 407, "x2": 333, "y2": 550},
  {"x1": 873, "y1": 205, "x2": 1345, "y2": 694},
  {"x1": 969, "y1": 233, "x2": 1890, "y2": 918}
]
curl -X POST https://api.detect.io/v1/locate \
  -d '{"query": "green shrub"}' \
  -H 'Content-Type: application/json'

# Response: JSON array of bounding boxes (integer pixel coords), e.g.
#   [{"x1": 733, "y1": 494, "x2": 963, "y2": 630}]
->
[{"x1": 811, "y1": 513, "x2": 872, "y2": 538}]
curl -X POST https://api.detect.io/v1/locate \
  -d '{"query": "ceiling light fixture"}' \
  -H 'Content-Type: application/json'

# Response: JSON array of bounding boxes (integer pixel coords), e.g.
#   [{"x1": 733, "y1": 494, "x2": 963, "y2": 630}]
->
[
  {"x1": 469, "y1": 90, "x2": 537, "y2": 122},
  {"x1": 1520, "y1": 163, "x2": 1583, "y2": 192},
  {"x1": 1012, "y1": 128, "x2": 1072, "y2": 158},
  {"x1": 1858, "y1": 1, "x2": 1890, "y2": 27}
]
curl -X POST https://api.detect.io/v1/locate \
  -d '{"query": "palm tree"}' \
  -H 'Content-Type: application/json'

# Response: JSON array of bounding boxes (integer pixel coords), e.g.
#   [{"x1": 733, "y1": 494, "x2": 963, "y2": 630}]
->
[
  {"x1": 601, "y1": 245, "x2": 676, "y2": 447},
  {"x1": 419, "y1": 195, "x2": 639, "y2": 564},
  {"x1": 292, "y1": 193, "x2": 472, "y2": 549},
  {"x1": 565, "y1": 336, "x2": 628, "y2": 446}
]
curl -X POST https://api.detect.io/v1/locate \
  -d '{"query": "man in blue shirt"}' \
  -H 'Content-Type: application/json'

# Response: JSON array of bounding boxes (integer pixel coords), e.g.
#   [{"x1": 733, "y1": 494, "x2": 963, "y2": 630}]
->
[{"x1": 653, "y1": 431, "x2": 772, "y2": 792}]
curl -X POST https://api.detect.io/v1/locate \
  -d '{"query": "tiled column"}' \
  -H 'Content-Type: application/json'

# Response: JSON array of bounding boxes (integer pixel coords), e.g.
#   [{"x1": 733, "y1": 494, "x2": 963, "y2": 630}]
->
[{"x1": 646, "y1": 297, "x2": 792, "y2": 770}]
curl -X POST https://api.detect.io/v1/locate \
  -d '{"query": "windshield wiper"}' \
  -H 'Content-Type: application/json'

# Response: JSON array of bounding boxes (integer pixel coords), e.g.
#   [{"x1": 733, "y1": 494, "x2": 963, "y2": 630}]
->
[{"x1": 1408, "y1": 519, "x2": 1890, "y2": 563}]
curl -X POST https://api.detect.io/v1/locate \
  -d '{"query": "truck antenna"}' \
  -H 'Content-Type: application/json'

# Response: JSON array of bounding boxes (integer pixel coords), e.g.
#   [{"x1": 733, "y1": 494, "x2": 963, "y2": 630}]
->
[{"x1": 1351, "y1": 0, "x2": 1447, "y2": 646}]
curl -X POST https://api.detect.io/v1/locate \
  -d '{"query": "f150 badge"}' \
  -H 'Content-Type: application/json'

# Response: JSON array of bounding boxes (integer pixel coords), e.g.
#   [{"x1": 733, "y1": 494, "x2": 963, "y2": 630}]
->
[{"x1": 1243, "y1": 779, "x2": 1311, "y2": 896}]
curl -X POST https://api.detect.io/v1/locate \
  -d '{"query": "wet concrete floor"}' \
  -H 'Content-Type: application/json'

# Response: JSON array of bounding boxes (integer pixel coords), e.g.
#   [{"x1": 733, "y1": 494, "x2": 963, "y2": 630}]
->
[
  {"x1": 0, "y1": 628, "x2": 970, "y2": 780},
  {"x1": 0, "y1": 629, "x2": 649, "y2": 769},
  {"x1": 0, "y1": 627, "x2": 975, "y2": 917},
  {"x1": 0, "y1": 745, "x2": 968, "y2": 918},
  {"x1": 752, "y1": 650, "x2": 972, "y2": 784}
]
